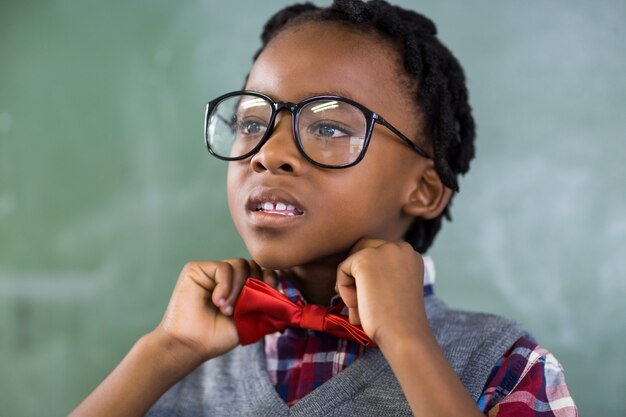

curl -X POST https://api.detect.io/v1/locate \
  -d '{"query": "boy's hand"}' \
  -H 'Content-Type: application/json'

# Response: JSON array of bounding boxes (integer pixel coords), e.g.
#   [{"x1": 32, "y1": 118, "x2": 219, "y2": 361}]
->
[
  {"x1": 154, "y1": 259, "x2": 276, "y2": 364},
  {"x1": 337, "y1": 239, "x2": 485, "y2": 416},
  {"x1": 336, "y1": 238, "x2": 429, "y2": 348},
  {"x1": 69, "y1": 260, "x2": 276, "y2": 417}
]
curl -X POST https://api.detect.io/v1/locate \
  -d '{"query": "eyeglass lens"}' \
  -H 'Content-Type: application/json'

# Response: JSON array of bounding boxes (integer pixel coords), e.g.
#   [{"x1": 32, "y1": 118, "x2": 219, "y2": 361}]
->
[{"x1": 207, "y1": 94, "x2": 368, "y2": 167}]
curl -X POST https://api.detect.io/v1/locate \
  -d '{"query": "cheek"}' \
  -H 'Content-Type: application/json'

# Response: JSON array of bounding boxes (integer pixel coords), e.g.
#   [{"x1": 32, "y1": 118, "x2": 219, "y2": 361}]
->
[
  {"x1": 322, "y1": 167, "x2": 409, "y2": 237},
  {"x1": 345, "y1": 155, "x2": 417, "y2": 232},
  {"x1": 348, "y1": 152, "x2": 411, "y2": 206},
  {"x1": 226, "y1": 164, "x2": 244, "y2": 227}
]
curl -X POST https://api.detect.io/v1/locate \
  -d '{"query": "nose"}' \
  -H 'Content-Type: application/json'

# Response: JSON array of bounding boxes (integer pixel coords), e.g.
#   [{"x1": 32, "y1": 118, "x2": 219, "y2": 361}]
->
[{"x1": 250, "y1": 112, "x2": 303, "y2": 175}]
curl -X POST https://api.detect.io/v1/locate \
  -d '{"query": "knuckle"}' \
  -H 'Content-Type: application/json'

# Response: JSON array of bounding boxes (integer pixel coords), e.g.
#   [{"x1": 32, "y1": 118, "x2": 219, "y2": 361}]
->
[
  {"x1": 228, "y1": 258, "x2": 250, "y2": 275},
  {"x1": 229, "y1": 257, "x2": 247, "y2": 267},
  {"x1": 399, "y1": 241, "x2": 417, "y2": 254},
  {"x1": 214, "y1": 262, "x2": 234, "y2": 282},
  {"x1": 358, "y1": 246, "x2": 376, "y2": 258},
  {"x1": 398, "y1": 241, "x2": 412, "y2": 250},
  {"x1": 180, "y1": 261, "x2": 200, "y2": 280},
  {"x1": 182, "y1": 261, "x2": 196, "y2": 272},
  {"x1": 218, "y1": 261, "x2": 235, "y2": 273}
]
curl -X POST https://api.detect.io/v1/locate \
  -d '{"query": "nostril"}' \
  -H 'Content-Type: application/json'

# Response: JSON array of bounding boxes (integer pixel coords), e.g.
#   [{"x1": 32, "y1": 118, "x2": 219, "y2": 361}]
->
[
  {"x1": 280, "y1": 163, "x2": 294, "y2": 173},
  {"x1": 251, "y1": 158, "x2": 267, "y2": 173}
]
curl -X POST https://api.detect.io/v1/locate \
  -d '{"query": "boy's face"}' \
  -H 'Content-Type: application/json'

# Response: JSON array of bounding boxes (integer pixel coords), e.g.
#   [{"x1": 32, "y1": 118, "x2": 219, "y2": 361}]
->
[{"x1": 227, "y1": 22, "x2": 430, "y2": 270}]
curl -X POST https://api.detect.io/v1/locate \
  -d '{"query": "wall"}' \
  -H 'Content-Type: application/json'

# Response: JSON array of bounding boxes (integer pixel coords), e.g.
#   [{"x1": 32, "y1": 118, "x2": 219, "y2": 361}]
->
[{"x1": 1, "y1": 1, "x2": 624, "y2": 415}]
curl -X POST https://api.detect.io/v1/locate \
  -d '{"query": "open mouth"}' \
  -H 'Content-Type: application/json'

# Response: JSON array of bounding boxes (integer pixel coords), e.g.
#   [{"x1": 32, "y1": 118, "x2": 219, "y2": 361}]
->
[
  {"x1": 246, "y1": 188, "x2": 305, "y2": 217},
  {"x1": 253, "y1": 201, "x2": 304, "y2": 216}
]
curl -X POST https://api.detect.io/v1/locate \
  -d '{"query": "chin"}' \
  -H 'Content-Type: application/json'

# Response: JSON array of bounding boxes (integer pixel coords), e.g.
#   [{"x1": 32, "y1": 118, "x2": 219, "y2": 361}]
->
[
  {"x1": 245, "y1": 239, "x2": 351, "y2": 272},
  {"x1": 248, "y1": 251, "x2": 300, "y2": 271},
  {"x1": 243, "y1": 238, "x2": 309, "y2": 270},
  {"x1": 239, "y1": 232, "x2": 314, "y2": 270}
]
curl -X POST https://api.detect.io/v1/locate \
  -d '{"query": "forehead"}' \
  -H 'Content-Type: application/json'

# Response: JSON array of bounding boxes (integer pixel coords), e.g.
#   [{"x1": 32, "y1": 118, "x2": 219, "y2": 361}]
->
[{"x1": 246, "y1": 22, "x2": 414, "y2": 110}]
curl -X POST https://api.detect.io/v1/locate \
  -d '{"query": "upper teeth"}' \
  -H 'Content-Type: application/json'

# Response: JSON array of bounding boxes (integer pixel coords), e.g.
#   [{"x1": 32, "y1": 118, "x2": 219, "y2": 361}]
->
[{"x1": 259, "y1": 202, "x2": 296, "y2": 211}]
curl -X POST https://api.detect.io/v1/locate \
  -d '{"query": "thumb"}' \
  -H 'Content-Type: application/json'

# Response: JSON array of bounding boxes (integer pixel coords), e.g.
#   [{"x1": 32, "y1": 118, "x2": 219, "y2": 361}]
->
[{"x1": 336, "y1": 257, "x2": 363, "y2": 326}]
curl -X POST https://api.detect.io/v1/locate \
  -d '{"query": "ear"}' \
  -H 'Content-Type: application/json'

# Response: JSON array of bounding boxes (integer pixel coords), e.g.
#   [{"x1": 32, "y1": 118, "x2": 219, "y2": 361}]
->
[{"x1": 402, "y1": 163, "x2": 453, "y2": 220}]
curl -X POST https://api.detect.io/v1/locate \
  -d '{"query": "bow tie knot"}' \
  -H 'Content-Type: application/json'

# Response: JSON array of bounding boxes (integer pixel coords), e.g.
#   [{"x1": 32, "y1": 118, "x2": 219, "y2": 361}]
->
[
  {"x1": 234, "y1": 278, "x2": 376, "y2": 347},
  {"x1": 300, "y1": 304, "x2": 327, "y2": 332}
]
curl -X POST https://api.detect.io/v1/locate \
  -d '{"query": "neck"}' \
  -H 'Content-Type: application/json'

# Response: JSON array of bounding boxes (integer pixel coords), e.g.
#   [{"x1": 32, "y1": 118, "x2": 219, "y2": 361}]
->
[{"x1": 283, "y1": 252, "x2": 347, "y2": 306}]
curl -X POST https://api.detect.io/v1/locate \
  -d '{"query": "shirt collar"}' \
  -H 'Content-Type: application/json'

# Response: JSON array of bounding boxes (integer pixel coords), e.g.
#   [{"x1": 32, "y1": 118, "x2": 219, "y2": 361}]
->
[{"x1": 423, "y1": 255, "x2": 435, "y2": 286}]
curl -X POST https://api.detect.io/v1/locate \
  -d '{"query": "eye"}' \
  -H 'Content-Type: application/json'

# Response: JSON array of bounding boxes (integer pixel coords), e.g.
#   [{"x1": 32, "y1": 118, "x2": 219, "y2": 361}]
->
[
  {"x1": 308, "y1": 121, "x2": 351, "y2": 139},
  {"x1": 237, "y1": 118, "x2": 268, "y2": 136}
]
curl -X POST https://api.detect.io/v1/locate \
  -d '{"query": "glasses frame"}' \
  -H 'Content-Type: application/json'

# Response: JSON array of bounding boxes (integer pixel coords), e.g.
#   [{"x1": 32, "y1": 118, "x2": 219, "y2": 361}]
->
[{"x1": 204, "y1": 90, "x2": 431, "y2": 169}]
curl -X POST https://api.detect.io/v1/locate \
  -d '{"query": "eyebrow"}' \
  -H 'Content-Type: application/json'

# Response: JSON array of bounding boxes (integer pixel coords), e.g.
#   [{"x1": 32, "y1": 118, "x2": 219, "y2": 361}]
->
[
  {"x1": 300, "y1": 89, "x2": 358, "y2": 100},
  {"x1": 245, "y1": 88, "x2": 359, "y2": 102}
]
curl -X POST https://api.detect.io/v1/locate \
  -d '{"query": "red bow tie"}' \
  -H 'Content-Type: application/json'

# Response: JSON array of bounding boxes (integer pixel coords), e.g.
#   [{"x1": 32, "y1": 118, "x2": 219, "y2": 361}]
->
[{"x1": 234, "y1": 278, "x2": 376, "y2": 347}]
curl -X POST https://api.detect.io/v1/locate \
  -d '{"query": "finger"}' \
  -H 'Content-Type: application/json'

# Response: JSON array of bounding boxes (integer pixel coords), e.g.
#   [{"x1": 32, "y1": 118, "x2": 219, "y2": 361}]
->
[
  {"x1": 336, "y1": 262, "x2": 358, "y2": 309},
  {"x1": 180, "y1": 261, "x2": 219, "y2": 292},
  {"x1": 221, "y1": 258, "x2": 250, "y2": 310},
  {"x1": 208, "y1": 262, "x2": 236, "y2": 312},
  {"x1": 348, "y1": 307, "x2": 361, "y2": 326},
  {"x1": 247, "y1": 259, "x2": 278, "y2": 288},
  {"x1": 262, "y1": 268, "x2": 278, "y2": 288},
  {"x1": 247, "y1": 260, "x2": 264, "y2": 280},
  {"x1": 349, "y1": 237, "x2": 389, "y2": 255}
]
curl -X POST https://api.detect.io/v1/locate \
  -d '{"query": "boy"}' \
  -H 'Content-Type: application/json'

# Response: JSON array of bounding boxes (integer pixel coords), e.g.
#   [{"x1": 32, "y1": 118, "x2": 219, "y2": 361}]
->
[{"x1": 70, "y1": 1, "x2": 577, "y2": 416}]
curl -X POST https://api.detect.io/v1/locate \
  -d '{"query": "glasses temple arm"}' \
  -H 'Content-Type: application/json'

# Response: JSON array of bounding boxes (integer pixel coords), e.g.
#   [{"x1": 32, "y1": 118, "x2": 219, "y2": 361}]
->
[{"x1": 376, "y1": 116, "x2": 432, "y2": 159}]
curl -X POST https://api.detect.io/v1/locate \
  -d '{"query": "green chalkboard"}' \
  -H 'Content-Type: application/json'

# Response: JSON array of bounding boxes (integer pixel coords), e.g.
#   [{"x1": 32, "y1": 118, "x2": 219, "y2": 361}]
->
[{"x1": 1, "y1": 1, "x2": 624, "y2": 415}]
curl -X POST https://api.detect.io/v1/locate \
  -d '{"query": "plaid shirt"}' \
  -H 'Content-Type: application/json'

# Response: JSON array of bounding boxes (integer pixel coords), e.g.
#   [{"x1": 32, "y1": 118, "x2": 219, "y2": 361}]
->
[
  {"x1": 477, "y1": 338, "x2": 578, "y2": 416},
  {"x1": 264, "y1": 259, "x2": 578, "y2": 415}
]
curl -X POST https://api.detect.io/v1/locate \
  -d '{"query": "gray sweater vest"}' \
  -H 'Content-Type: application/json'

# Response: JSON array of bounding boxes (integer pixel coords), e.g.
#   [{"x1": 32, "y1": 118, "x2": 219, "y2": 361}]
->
[{"x1": 146, "y1": 295, "x2": 531, "y2": 416}]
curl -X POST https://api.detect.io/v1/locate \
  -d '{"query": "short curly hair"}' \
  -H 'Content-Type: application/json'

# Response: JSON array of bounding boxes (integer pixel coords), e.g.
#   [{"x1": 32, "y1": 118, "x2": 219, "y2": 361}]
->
[{"x1": 250, "y1": 0, "x2": 476, "y2": 253}]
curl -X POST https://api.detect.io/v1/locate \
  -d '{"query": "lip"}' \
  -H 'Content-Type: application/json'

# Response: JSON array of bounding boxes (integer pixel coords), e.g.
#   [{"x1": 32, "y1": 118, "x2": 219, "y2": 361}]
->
[{"x1": 245, "y1": 187, "x2": 306, "y2": 227}]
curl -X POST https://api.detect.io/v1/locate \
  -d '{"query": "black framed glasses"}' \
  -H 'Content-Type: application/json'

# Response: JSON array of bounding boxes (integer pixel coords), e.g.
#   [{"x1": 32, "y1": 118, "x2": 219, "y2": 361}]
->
[{"x1": 204, "y1": 90, "x2": 431, "y2": 169}]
